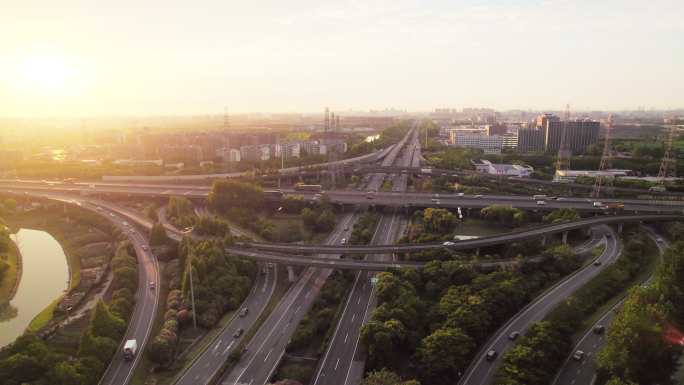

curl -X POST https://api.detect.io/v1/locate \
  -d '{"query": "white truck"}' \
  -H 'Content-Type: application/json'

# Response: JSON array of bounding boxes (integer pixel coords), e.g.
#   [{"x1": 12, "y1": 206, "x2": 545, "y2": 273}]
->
[{"x1": 123, "y1": 339, "x2": 137, "y2": 361}]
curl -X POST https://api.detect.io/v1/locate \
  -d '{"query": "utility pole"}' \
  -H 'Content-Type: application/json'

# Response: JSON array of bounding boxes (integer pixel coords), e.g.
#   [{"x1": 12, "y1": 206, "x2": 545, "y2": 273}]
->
[{"x1": 188, "y1": 264, "x2": 197, "y2": 329}]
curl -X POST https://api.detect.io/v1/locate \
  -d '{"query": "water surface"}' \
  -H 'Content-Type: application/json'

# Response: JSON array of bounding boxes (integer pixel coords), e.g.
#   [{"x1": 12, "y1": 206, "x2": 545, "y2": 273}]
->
[{"x1": 0, "y1": 229, "x2": 69, "y2": 347}]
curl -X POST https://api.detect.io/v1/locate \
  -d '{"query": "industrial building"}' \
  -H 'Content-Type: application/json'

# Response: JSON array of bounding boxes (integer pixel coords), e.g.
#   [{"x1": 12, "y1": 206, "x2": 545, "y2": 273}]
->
[{"x1": 472, "y1": 159, "x2": 534, "y2": 177}]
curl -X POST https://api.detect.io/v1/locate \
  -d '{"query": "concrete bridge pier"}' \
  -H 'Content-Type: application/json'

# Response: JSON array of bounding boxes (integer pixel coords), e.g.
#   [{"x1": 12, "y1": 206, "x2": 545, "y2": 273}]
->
[
  {"x1": 541, "y1": 236, "x2": 547, "y2": 246},
  {"x1": 562, "y1": 231, "x2": 568, "y2": 244},
  {"x1": 475, "y1": 248, "x2": 480, "y2": 257},
  {"x1": 287, "y1": 266, "x2": 296, "y2": 282}
]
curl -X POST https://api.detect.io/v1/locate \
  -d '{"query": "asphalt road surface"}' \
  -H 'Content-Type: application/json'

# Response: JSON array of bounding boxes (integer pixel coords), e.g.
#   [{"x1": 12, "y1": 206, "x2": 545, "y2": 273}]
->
[
  {"x1": 219, "y1": 213, "x2": 356, "y2": 385},
  {"x1": 552, "y1": 226, "x2": 669, "y2": 385},
  {"x1": 3, "y1": 181, "x2": 684, "y2": 214},
  {"x1": 70, "y1": 202, "x2": 161, "y2": 385},
  {"x1": 314, "y1": 213, "x2": 404, "y2": 385},
  {"x1": 174, "y1": 263, "x2": 277, "y2": 385},
  {"x1": 459, "y1": 225, "x2": 620, "y2": 385}
]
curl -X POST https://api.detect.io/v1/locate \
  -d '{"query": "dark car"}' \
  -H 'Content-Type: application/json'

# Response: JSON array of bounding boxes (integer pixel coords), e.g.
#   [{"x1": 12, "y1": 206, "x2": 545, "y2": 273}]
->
[
  {"x1": 593, "y1": 325, "x2": 606, "y2": 334},
  {"x1": 233, "y1": 328, "x2": 244, "y2": 338},
  {"x1": 486, "y1": 349, "x2": 498, "y2": 361},
  {"x1": 508, "y1": 331, "x2": 520, "y2": 341}
]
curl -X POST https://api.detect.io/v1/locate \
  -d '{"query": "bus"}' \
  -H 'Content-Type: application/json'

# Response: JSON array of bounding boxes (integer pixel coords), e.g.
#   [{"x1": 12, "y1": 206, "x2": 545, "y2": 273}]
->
[{"x1": 294, "y1": 183, "x2": 323, "y2": 193}]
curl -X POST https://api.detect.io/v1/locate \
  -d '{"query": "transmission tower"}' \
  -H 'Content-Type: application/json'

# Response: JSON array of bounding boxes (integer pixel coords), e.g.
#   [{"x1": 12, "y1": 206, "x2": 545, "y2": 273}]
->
[
  {"x1": 591, "y1": 114, "x2": 614, "y2": 198},
  {"x1": 223, "y1": 106, "x2": 230, "y2": 130},
  {"x1": 555, "y1": 104, "x2": 572, "y2": 172},
  {"x1": 657, "y1": 124, "x2": 677, "y2": 184}
]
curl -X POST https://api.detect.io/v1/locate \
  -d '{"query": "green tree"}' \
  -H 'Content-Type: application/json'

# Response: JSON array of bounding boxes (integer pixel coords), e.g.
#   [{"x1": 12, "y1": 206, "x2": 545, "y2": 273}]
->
[
  {"x1": 53, "y1": 361, "x2": 82, "y2": 385},
  {"x1": 149, "y1": 221, "x2": 170, "y2": 245},
  {"x1": 480, "y1": 204, "x2": 525, "y2": 226},
  {"x1": 417, "y1": 327, "x2": 474, "y2": 384},
  {"x1": 543, "y1": 208, "x2": 579, "y2": 224},
  {"x1": 361, "y1": 368, "x2": 420, "y2": 385},
  {"x1": 315, "y1": 209, "x2": 336, "y2": 232},
  {"x1": 423, "y1": 208, "x2": 456, "y2": 234},
  {"x1": 90, "y1": 300, "x2": 126, "y2": 341},
  {"x1": 207, "y1": 180, "x2": 264, "y2": 212}
]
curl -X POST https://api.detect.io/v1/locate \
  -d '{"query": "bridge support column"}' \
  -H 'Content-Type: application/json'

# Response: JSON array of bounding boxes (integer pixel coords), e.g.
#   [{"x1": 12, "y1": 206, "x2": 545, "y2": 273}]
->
[
  {"x1": 475, "y1": 248, "x2": 480, "y2": 257},
  {"x1": 618, "y1": 223, "x2": 623, "y2": 234},
  {"x1": 541, "y1": 236, "x2": 546, "y2": 246},
  {"x1": 287, "y1": 266, "x2": 296, "y2": 282},
  {"x1": 562, "y1": 231, "x2": 568, "y2": 244}
]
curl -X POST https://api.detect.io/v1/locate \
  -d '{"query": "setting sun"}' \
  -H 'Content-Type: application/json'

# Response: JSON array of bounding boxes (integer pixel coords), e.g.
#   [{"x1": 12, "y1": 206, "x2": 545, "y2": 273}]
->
[{"x1": 18, "y1": 54, "x2": 75, "y2": 95}]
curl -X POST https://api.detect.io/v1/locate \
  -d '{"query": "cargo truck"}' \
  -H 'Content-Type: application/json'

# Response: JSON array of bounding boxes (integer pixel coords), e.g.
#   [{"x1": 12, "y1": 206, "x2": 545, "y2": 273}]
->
[{"x1": 123, "y1": 339, "x2": 137, "y2": 360}]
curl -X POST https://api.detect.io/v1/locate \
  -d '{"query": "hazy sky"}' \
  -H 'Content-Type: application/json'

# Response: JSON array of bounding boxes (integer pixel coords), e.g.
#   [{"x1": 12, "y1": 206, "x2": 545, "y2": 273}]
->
[{"x1": 1, "y1": 0, "x2": 682, "y2": 116}]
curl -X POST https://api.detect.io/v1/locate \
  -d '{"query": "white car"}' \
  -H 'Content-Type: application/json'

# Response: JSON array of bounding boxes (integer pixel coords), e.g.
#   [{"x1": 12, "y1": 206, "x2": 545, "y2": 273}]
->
[
  {"x1": 442, "y1": 241, "x2": 455, "y2": 246},
  {"x1": 536, "y1": 200, "x2": 547, "y2": 205}
]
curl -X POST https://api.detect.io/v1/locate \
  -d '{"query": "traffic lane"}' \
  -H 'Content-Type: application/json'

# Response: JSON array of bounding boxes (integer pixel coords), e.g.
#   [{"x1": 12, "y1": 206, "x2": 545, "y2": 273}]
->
[
  {"x1": 315, "y1": 213, "x2": 402, "y2": 385},
  {"x1": 553, "y1": 228, "x2": 669, "y2": 385},
  {"x1": 244, "y1": 214, "x2": 683, "y2": 254},
  {"x1": 460, "y1": 229, "x2": 619, "y2": 385},
  {"x1": 175, "y1": 263, "x2": 277, "y2": 385},
  {"x1": 222, "y1": 214, "x2": 355, "y2": 385},
  {"x1": 98, "y1": 211, "x2": 160, "y2": 385},
  {"x1": 5, "y1": 183, "x2": 684, "y2": 211}
]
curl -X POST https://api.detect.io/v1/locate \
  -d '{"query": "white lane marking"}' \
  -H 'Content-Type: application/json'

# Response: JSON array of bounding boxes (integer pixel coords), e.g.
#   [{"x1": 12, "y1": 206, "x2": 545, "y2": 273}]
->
[
  {"x1": 357, "y1": 297, "x2": 361, "y2": 304},
  {"x1": 264, "y1": 348, "x2": 273, "y2": 362},
  {"x1": 223, "y1": 340, "x2": 235, "y2": 355},
  {"x1": 351, "y1": 313, "x2": 356, "y2": 322},
  {"x1": 344, "y1": 333, "x2": 348, "y2": 344},
  {"x1": 335, "y1": 358, "x2": 340, "y2": 371},
  {"x1": 213, "y1": 340, "x2": 222, "y2": 353}
]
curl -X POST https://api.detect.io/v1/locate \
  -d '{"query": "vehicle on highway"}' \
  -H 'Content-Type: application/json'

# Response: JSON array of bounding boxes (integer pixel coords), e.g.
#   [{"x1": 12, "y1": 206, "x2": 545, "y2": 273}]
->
[
  {"x1": 593, "y1": 260, "x2": 602, "y2": 266},
  {"x1": 486, "y1": 349, "x2": 498, "y2": 361},
  {"x1": 533, "y1": 194, "x2": 547, "y2": 200},
  {"x1": 572, "y1": 350, "x2": 585, "y2": 361},
  {"x1": 344, "y1": 226, "x2": 349, "y2": 231},
  {"x1": 536, "y1": 200, "x2": 547, "y2": 205},
  {"x1": 474, "y1": 194, "x2": 484, "y2": 199},
  {"x1": 142, "y1": 245, "x2": 149, "y2": 251},
  {"x1": 149, "y1": 281, "x2": 155, "y2": 290},
  {"x1": 593, "y1": 325, "x2": 606, "y2": 334},
  {"x1": 123, "y1": 339, "x2": 137, "y2": 360},
  {"x1": 239, "y1": 308, "x2": 249, "y2": 317},
  {"x1": 294, "y1": 183, "x2": 323, "y2": 192},
  {"x1": 508, "y1": 331, "x2": 520, "y2": 340},
  {"x1": 233, "y1": 328, "x2": 244, "y2": 338},
  {"x1": 593, "y1": 201, "x2": 604, "y2": 207},
  {"x1": 433, "y1": 193, "x2": 440, "y2": 198},
  {"x1": 442, "y1": 241, "x2": 455, "y2": 246},
  {"x1": 123, "y1": 221, "x2": 129, "y2": 226},
  {"x1": 341, "y1": 238, "x2": 347, "y2": 244},
  {"x1": 431, "y1": 198, "x2": 439, "y2": 203},
  {"x1": 457, "y1": 192, "x2": 465, "y2": 197},
  {"x1": 182, "y1": 226, "x2": 194, "y2": 233}
]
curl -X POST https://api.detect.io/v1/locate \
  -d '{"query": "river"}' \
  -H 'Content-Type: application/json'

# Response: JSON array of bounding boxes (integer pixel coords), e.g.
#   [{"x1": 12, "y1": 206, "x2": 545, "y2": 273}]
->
[{"x1": 0, "y1": 229, "x2": 69, "y2": 347}]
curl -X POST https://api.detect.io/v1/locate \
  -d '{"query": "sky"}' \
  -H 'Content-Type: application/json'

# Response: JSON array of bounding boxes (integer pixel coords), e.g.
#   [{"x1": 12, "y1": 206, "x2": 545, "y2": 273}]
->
[{"x1": 1, "y1": 0, "x2": 683, "y2": 117}]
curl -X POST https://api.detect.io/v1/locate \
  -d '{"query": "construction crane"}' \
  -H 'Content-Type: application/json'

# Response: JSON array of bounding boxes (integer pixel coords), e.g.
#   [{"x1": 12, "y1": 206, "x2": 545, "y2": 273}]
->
[{"x1": 591, "y1": 114, "x2": 613, "y2": 198}]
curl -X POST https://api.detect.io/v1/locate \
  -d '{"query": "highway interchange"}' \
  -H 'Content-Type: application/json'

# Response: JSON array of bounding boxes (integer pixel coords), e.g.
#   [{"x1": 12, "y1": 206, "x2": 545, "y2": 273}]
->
[{"x1": 3, "y1": 125, "x2": 684, "y2": 385}]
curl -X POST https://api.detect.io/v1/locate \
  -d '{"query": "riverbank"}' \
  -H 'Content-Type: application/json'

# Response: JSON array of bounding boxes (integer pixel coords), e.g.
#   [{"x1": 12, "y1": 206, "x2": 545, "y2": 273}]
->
[{"x1": 0, "y1": 240, "x2": 22, "y2": 305}]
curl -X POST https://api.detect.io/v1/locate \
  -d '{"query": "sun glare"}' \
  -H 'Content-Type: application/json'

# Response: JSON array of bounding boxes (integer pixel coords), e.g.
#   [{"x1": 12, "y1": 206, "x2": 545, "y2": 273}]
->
[{"x1": 18, "y1": 54, "x2": 77, "y2": 96}]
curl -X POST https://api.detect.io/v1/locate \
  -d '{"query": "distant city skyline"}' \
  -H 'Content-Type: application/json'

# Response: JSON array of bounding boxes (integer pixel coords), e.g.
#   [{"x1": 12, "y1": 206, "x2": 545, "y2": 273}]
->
[{"x1": 1, "y1": 0, "x2": 683, "y2": 117}]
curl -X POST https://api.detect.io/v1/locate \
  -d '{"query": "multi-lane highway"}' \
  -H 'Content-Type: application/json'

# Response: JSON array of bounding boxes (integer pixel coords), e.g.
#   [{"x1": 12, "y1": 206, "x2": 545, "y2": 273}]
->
[
  {"x1": 219, "y1": 214, "x2": 356, "y2": 385},
  {"x1": 459, "y1": 225, "x2": 620, "y2": 385},
  {"x1": 56, "y1": 200, "x2": 161, "y2": 385},
  {"x1": 316, "y1": 126, "x2": 417, "y2": 385},
  {"x1": 314, "y1": 212, "x2": 404, "y2": 385},
  {"x1": 4, "y1": 180, "x2": 684, "y2": 214},
  {"x1": 244, "y1": 214, "x2": 683, "y2": 254},
  {"x1": 174, "y1": 262, "x2": 277, "y2": 385},
  {"x1": 551, "y1": 226, "x2": 669, "y2": 385}
]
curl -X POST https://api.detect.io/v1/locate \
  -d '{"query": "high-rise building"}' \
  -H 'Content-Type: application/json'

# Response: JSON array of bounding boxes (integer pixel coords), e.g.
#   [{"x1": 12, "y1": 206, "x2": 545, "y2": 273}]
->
[
  {"x1": 543, "y1": 118, "x2": 600, "y2": 153},
  {"x1": 517, "y1": 128, "x2": 546, "y2": 152}
]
